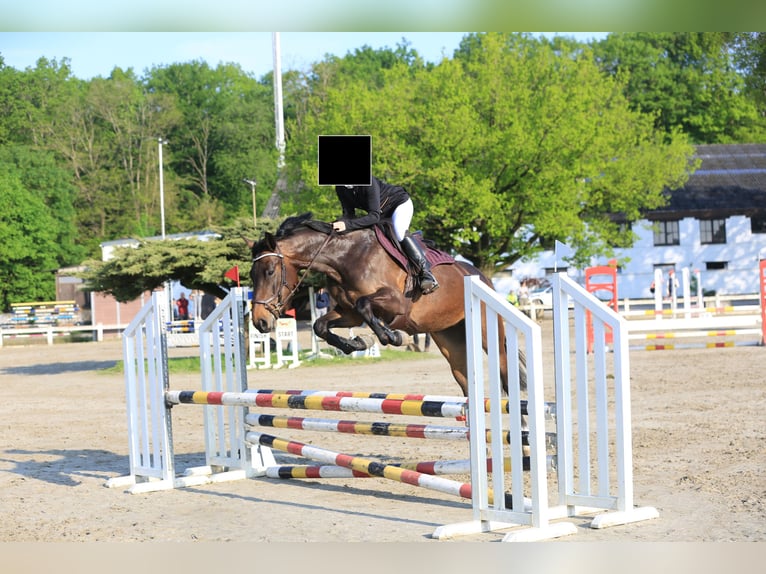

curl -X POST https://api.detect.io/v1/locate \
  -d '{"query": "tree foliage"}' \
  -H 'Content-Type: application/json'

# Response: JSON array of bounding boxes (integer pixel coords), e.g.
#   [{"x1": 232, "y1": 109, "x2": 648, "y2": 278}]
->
[
  {"x1": 730, "y1": 32, "x2": 766, "y2": 121},
  {"x1": 1, "y1": 32, "x2": 766, "y2": 304},
  {"x1": 77, "y1": 217, "x2": 280, "y2": 302},
  {"x1": 592, "y1": 32, "x2": 766, "y2": 143},
  {"x1": 145, "y1": 61, "x2": 277, "y2": 229},
  {"x1": 0, "y1": 162, "x2": 61, "y2": 308},
  {"x1": 285, "y1": 33, "x2": 696, "y2": 274}
]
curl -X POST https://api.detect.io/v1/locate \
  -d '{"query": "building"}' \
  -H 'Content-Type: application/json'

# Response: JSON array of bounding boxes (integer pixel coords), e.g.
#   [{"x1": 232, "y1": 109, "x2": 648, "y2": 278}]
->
[{"x1": 505, "y1": 144, "x2": 766, "y2": 299}]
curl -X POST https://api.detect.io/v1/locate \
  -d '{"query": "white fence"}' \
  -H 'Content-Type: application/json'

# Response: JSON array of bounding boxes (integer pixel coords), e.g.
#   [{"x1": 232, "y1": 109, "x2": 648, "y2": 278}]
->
[
  {"x1": 106, "y1": 287, "x2": 275, "y2": 494},
  {"x1": 434, "y1": 273, "x2": 658, "y2": 541},
  {"x1": 107, "y1": 277, "x2": 657, "y2": 541},
  {"x1": 0, "y1": 323, "x2": 126, "y2": 346}
]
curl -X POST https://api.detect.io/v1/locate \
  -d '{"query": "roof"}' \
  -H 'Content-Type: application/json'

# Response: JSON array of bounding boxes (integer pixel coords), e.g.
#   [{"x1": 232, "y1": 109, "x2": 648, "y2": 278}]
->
[
  {"x1": 645, "y1": 143, "x2": 766, "y2": 220},
  {"x1": 100, "y1": 230, "x2": 220, "y2": 248}
]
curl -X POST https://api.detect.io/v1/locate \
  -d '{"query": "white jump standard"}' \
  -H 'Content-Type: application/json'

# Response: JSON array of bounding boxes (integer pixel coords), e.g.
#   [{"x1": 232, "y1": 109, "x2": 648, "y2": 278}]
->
[{"x1": 106, "y1": 276, "x2": 658, "y2": 541}]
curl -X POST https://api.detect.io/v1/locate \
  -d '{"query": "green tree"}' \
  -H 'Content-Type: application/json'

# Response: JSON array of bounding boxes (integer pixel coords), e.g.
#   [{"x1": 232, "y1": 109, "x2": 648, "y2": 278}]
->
[
  {"x1": 78, "y1": 217, "x2": 280, "y2": 302},
  {"x1": 0, "y1": 163, "x2": 60, "y2": 309},
  {"x1": 42, "y1": 68, "x2": 181, "y2": 251},
  {"x1": 0, "y1": 144, "x2": 83, "y2": 267},
  {"x1": 285, "y1": 32, "x2": 695, "y2": 275},
  {"x1": 592, "y1": 32, "x2": 764, "y2": 143},
  {"x1": 0, "y1": 56, "x2": 77, "y2": 148},
  {"x1": 730, "y1": 32, "x2": 766, "y2": 130},
  {"x1": 145, "y1": 62, "x2": 277, "y2": 231},
  {"x1": 0, "y1": 58, "x2": 184, "y2": 255},
  {"x1": 279, "y1": 42, "x2": 428, "y2": 216}
]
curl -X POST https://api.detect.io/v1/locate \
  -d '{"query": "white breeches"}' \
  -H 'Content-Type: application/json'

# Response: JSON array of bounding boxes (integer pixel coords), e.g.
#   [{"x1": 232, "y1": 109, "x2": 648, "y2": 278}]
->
[{"x1": 391, "y1": 199, "x2": 413, "y2": 241}]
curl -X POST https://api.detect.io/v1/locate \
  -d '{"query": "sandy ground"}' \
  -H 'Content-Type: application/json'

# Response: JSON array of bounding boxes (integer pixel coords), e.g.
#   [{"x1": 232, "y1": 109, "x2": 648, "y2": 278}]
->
[{"x1": 0, "y1": 319, "x2": 764, "y2": 547}]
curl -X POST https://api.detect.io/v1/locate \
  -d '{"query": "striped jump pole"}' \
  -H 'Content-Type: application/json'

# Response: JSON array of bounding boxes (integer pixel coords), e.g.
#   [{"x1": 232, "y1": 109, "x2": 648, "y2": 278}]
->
[
  {"x1": 167, "y1": 390, "x2": 467, "y2": 418},
  {"x1": 397, "y1": 456, "x2": 558, "y2": 474},
  {"x1": 246, "y1": 430, "x2": 513, "y2": 507},
  {"x1": 266, "y1": 465, "x2": 371, "y2": 479},
  {"x1": 633, "y1": 340, "x2": 760, "y2": 351},
  {"x1": 245, "y1": 413, "x2": 557, "y2": 450},
  {"x1": 247, "y1": 389, "x2": 556, "y2": 419},
  {"x1": 178, "y1": 390, "x2": 556, "y2": 420},
  {"x1": 630, "y1": 329, "x2": 762, "y2": 340},
  {"x1": 263, "y1": 455, "x2": 558, "y2": 479},
  {"x1": 167, "y1": 390, "x2": 556, "y2": 420},
  {"x1": 247, "y1": 389, "x2": 471, "y2": 402}
]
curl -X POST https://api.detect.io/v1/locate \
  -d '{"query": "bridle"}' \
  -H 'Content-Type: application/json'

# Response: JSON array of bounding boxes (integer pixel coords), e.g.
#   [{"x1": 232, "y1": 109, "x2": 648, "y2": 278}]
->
[
  {"x1": 251, "y1": 249, "x2": 288, "y2": 319},
  {"x1": 251, "y1": 232, "x2": 334, "y2": 319}
]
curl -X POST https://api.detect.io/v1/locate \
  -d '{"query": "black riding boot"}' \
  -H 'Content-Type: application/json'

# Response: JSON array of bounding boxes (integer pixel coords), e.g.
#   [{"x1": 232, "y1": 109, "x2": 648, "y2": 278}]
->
[{"x1": 400, "y1": 236, "x2": 439, "y2": 294}]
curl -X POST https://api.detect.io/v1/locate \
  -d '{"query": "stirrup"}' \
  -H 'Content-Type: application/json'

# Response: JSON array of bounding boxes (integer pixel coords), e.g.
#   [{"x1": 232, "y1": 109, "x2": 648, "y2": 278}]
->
[{"x1": 419, "y1": 274, "x2": 439, "y2": 295}]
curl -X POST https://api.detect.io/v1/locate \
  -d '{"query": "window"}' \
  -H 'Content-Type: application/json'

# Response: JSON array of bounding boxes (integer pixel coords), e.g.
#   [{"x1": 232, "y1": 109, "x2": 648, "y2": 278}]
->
[
  {"x1": 653, "y1": 220, "x2": 680, "y2": 246},
  {"x1": 751, "y1": 217, "x2": 766, "y2": 234},
  {"x1": 705, "y1": 261, "x2": 728, "y2": 270},
  {"x1": 700, "y1": 219, "x2": 726, "y2": 244}
]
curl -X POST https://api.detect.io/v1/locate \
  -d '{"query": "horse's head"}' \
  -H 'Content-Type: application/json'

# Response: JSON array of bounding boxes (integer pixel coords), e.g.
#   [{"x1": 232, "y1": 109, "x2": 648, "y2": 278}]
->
[{"x1": 248, "y1": 231, "x2": 302, "y2": 333}]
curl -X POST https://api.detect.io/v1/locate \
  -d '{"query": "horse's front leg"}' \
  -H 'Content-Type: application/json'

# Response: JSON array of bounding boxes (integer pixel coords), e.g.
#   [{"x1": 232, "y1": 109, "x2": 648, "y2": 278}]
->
[
  {"x1": 313, "y1": 308, "x2": 369, "y2": 355},
  {"x1": 354, "y1": 289, "x2": 407, "y2": 347}
]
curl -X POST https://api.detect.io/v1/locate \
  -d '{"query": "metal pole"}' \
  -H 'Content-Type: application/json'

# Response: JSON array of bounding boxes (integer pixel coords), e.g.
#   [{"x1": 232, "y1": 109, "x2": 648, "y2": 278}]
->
[
  {"x1": 272, "y1": 32, "x2": 285, "y2": 170},
  {"x1": 243, "y1": 179, "x2": 257, "y2": 228},
  {"x1": 158, "y1": 137, "x2": 167, "y2": 239},
  {"x1": 252, "y1": 181, "x2": 256, "y2": 228},
  {"x1": 158, "y1": 137, "x2": 170, "y2": 314}
]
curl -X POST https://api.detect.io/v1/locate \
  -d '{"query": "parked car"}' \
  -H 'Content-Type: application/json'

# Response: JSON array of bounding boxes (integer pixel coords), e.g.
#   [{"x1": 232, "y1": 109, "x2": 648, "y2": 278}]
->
[{"x1": 527, "y1": 285, "x2": 552, "y2": 320}]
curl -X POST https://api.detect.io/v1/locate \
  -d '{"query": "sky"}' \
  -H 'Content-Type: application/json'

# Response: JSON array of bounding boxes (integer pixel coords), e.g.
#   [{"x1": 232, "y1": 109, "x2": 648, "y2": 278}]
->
[{"x1": 0, "y1": 32, "x2": 607, "y2": 81}]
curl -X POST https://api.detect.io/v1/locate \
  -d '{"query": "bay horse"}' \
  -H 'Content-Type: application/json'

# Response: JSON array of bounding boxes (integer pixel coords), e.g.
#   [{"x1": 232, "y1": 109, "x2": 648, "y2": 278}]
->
[{"x1": 248, "y1": 213, "x2": 522, "y2": 397}]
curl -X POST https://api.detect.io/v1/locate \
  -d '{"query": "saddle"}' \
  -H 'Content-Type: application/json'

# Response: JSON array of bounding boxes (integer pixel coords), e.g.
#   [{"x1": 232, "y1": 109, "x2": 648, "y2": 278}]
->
[{"x1": 373, "y1": 220, "x2": 455, "y2": 272}]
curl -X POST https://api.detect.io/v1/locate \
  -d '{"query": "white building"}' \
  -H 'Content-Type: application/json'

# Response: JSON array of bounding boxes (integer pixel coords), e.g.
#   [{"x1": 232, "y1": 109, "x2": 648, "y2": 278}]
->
[{"x1": 503, "y1": 144, "x2": 766, "y2": 299}]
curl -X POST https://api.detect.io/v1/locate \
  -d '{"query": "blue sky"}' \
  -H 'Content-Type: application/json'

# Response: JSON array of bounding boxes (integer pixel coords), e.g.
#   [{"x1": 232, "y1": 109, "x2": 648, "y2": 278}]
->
[{"x1": 1, "y1": 32, "x2": 607, "y2": 80}]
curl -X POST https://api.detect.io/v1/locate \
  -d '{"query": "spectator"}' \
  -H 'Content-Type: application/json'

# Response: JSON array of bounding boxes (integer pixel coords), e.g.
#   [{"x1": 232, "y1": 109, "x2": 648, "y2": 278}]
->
[
  {"x1": 667, "y1": 269, "x2": 679, "y2": 299},
  {"x1": 175, "y1": 293, "x2": 190, "y2": 321},
  {"x1": 315, "y1": 287, "x2": 331, "y2": 318},
  {"x1": 201, "y1": 293, "x2": 217, "y2": 320}
]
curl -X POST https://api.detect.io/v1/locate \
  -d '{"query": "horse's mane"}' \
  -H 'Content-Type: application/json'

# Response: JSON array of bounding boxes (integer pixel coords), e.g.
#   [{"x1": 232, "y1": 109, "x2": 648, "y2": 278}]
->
[{"x1": 275, "y1": 212, "x2": 333, "y2": 237}]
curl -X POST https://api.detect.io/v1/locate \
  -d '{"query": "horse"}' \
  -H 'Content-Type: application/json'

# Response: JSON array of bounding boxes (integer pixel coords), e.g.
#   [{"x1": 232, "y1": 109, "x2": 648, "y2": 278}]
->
[{"x1": 247, "y1": 213, "x2": 523, "y2": 397}]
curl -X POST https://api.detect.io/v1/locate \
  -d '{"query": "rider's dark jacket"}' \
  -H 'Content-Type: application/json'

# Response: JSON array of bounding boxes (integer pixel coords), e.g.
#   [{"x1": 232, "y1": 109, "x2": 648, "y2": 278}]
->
[{"x1": 335, "y1": 176, "x2": 410, "y2": 231}]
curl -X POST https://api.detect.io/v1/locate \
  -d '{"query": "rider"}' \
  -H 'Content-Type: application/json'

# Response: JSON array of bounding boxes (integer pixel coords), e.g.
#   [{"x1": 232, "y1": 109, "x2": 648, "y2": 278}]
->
[{"x1": 331, "y1": 175, "x2": 439, "y2": 294}]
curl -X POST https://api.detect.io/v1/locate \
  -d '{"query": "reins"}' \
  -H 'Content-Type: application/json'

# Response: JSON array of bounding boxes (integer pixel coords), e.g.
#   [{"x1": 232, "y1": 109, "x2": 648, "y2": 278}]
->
[{"x1": 252, "y1": 230, "x2": 335, "y2": 318}]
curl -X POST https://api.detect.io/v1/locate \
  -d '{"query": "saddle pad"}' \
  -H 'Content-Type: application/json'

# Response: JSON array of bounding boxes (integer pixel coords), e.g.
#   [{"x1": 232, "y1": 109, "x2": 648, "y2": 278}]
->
[{"x1": 373, "y1": 226, "x2": 455, "y2": 272}]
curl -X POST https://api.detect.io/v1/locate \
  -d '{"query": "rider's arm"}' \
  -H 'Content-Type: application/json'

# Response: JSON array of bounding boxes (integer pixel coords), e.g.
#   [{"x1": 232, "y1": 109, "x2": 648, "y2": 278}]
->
[
  {"x1": 335, "y1": 186, "x2": 357, "y2": 219},
  {"x1": 340, "y1": 179, "x2": 382, "y2": 231}
]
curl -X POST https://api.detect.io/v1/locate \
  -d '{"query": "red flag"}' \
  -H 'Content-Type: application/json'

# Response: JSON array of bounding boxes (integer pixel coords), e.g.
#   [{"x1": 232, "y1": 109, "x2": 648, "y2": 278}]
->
[{"x1": 224, "y1": 266, "x2": 240, "y2": 286}]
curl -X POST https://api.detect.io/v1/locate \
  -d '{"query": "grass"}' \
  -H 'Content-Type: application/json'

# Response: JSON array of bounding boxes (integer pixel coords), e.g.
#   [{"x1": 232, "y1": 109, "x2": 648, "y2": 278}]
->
[{"x1": 105, "y1": 347, "x2": 438, "y2": 374}]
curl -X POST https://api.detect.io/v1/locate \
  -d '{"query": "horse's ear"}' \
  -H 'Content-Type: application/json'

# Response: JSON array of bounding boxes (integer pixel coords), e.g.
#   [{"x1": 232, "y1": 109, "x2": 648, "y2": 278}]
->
[
  {"x1": 264, "y1": 232, "x2": 277, "y2": 249},
  {"x1": 242, "y1": 236, "x2": 255, "y2": 250}
]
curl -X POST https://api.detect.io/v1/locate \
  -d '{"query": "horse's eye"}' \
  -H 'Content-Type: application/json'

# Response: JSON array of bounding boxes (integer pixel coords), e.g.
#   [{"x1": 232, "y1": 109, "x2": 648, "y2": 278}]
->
[{"x1": 267, "y1": 266, "x2": 275, "y2": 276}]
